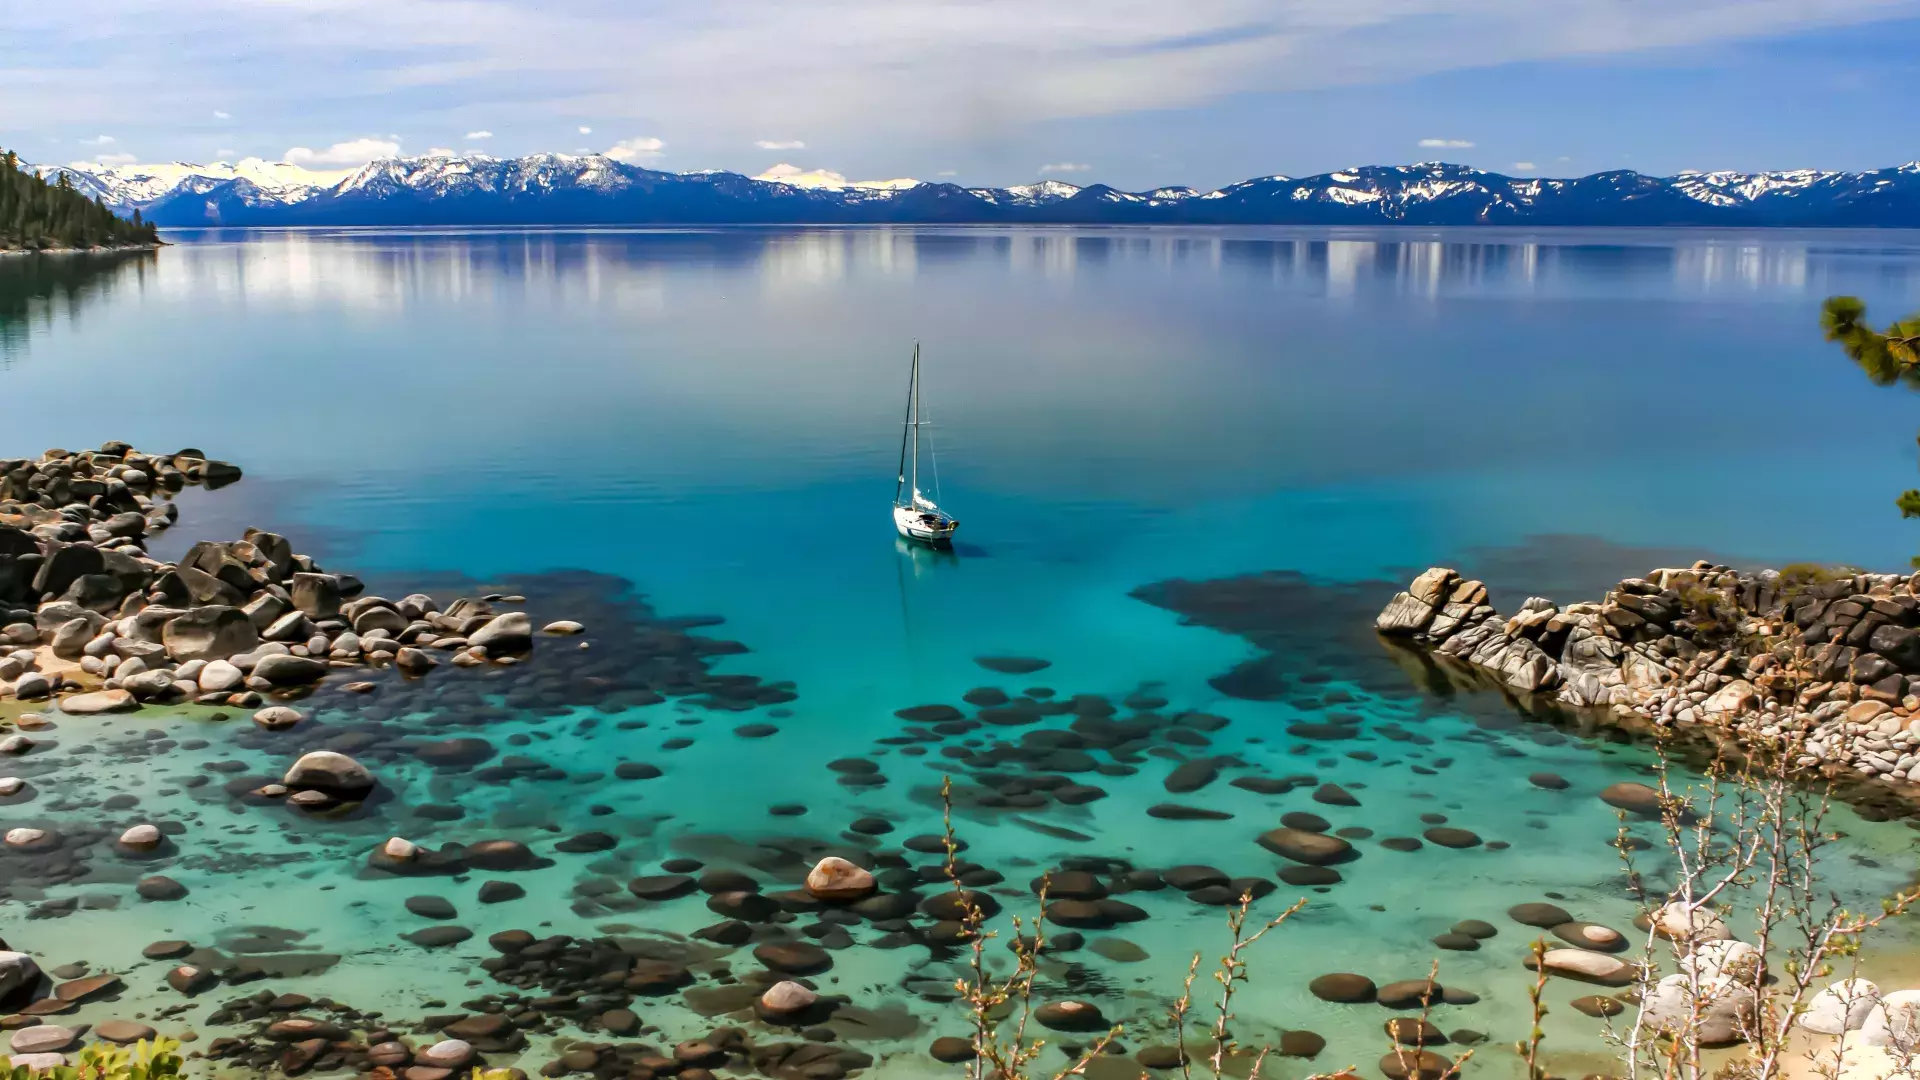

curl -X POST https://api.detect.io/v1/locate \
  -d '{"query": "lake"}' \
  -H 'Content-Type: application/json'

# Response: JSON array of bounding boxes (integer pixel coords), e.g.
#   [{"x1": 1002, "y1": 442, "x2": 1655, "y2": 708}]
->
[{"x1": 4, "y1": 226, "x2": 1920, "y2": 1079}]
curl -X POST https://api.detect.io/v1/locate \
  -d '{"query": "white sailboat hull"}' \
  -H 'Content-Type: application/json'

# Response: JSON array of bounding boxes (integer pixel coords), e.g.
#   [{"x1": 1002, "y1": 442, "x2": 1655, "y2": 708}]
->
[{"x1": 894, "y1": 505, "x2": 958, "y2": 546}]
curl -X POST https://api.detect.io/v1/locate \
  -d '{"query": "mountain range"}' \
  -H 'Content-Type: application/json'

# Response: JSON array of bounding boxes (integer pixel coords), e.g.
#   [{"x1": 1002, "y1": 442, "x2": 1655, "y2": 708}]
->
[{"x1": 31, "y1": 155, "x2": 1920, "y2": 228}]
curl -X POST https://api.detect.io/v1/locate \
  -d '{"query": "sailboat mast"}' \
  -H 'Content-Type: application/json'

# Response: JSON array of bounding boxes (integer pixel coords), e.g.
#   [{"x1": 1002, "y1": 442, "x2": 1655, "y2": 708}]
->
[
  {"x1": 895, "y1": 344, "x2": 915, "y2": 506},
  {"x1": 909, "y1": 343, "x2": 921, "y2": 503}
]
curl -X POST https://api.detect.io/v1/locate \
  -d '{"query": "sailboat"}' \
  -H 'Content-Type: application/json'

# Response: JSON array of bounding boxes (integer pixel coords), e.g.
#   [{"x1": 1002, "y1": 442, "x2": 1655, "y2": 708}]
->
[{"x1": 892, "y1": 343, "x2": 959, "y2": 547}]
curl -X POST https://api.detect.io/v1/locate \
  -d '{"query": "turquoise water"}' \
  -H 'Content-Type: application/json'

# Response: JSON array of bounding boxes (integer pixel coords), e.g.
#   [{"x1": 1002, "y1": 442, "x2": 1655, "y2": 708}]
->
[{"x1": 4, "y1": 227, "x2": 1920, "y2": 1078}]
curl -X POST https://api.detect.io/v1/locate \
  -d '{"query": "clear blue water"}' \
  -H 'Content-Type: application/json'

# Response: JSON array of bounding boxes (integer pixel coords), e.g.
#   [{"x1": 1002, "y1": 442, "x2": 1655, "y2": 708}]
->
[{"x1": 5, "y1": 227, "x2": 1920, "y2": 1078}]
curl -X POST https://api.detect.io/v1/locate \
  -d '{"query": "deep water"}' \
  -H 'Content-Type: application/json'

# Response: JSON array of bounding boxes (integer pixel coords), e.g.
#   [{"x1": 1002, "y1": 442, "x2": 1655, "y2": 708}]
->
[{"x1": 3, "y1": 226, "x2": 1920, "y2": 1079}]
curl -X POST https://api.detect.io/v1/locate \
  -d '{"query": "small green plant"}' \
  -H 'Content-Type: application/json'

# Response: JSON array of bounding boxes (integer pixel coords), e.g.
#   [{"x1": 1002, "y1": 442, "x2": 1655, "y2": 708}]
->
[{"x1": 0, "y1": 1038, "x2": 183, "y2": 1080}]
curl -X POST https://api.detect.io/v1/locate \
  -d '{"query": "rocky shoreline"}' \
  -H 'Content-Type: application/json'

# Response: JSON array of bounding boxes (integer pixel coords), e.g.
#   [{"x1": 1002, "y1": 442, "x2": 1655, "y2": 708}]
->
[
  {"x1": 1375, "y1": 562, "x2": 1920, "y2": 786},
  {"x1": 0, "y1": 242, "x2": 163, "y2": 257},
  {"x1": 0, "y1": 444, "x2": 583, "y2": 719}
]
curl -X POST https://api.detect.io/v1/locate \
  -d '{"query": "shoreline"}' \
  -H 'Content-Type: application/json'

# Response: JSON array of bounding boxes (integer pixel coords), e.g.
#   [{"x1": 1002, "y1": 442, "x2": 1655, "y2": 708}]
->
[
  {"x1": 1376, "y1": 563, "x2": 1920, "y2": 800},
  {"x1": 0, "y1": 242, "x2": 163, "y2": 257}
]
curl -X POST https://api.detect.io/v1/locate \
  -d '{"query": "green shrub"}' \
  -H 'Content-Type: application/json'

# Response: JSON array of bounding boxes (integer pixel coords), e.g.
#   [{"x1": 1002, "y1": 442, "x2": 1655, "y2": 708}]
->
[{"x1": 0, "y1": 1038, "x2": 182, "y2": 1080}]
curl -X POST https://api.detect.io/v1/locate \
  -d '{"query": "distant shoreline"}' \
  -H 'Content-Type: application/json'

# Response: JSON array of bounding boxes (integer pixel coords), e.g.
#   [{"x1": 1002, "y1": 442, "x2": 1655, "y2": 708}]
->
[{"x1": 0, "y1": 241, "x2": 163, "y2": 257}]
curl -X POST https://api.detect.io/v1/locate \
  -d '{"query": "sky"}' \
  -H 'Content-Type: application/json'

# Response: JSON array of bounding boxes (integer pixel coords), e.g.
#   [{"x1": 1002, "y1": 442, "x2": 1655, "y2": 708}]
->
[{"x1": 4, "y1": 0, "x2": 1920, "y2": 191}]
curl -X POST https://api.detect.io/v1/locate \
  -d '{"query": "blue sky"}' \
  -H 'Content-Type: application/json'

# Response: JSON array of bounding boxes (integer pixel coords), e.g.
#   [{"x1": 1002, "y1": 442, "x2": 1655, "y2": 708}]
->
[{"x1": 4, "y1": 0, "x2": 1920, "y2": 190}]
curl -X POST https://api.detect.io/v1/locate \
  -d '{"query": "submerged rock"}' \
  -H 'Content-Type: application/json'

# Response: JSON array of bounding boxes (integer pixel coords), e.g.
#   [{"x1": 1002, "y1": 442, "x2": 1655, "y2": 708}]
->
[
  {"x1": 805, "y1": 857, "x2": 875, "y2": 901},
  {"x1": 283, "y1": 751, "x2": 374, "y2": 794}
]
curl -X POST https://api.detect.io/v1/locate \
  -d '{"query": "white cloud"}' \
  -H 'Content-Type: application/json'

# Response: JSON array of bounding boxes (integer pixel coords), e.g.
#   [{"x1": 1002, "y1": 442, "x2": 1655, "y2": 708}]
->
[
  {"x1": 72, "y1": 152, "x2": 137, "y2": 167},
  {"x1": 82, "y1": 134, "x2": 116, "y2": 145},
  {"x1": 427, "y1": 147, "x2": 456, "y2": 156},
  {"x1": 215, "y1": 148, "x2": 238, "y2": 158},
  {"x1": 937, "y1": 170, "x2": 957, "y2": 177},
  {"x1": 465, "y1": 130, "x2": 493, "y2": 139},
  {"x1": 756, "y1": 139, "x2": 806, "y2": 150},
  {"x1": 1039, "y1": 162, "x2": 1091, "y2": 174},
  {"x1": 213, "y1": 110, "x2": 231, "y2": 120},
  {"x1": 577, "y1": 126, "x2": 593, "y2": 135},
  {"x1": 284, "y1": 137, "x2": 402, "y2": 166},
  {"x1": 1511, "y1": 161, "x2": 1538, "y2": 171},
  {"x1": 3, "y1": 0, "x2": 1909, "y2": 166},
  {"x1": 1418, "y1": 138, "x2": 1474, "y2": 149},
  {"x1": 604, "y1": 136, "x2": 664, "y2": 160}
]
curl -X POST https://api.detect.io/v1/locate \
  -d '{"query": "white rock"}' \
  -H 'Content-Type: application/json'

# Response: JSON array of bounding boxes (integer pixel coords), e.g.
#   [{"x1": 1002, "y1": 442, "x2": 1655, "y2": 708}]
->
[
  {"x1": 199, "y1": 659, "x2": 244, "y2": 693},
  {"x1": 1679, "y1": 939, "x2": 1762, "y2": 982},
  {"x1": 283, "y1": 750, "x2": 372, "y2": 792},
  {"x1": 1638, "y1": 973, "x2": 1756, "y2": 1045},
  {"x1": 119, "y1": 823, "x2": 163, "y2": 851},
  {"x1": 1859, "y1": 989, "x2": 1920, "y2": 1052},
  {"x1": 1802, "y1": 979, "x2": 1881, "y2": 1035},
  {"x1": 414, "y1": 1039, "x2": 474, "y2": 1068},
  {"x1": 0, "y1": 734, "x2": 32, "y2": 754},
  {"x1": 805, "y1": 856, "x2": 876, "y2": 901},
  {"x1": 542, "y1": 620, "x2": 585, "y2": 635},
  {"x1": 0, "y1": 777, "x2": 21, "y2": 796},
  {"x1": 252, "y1": 705, "x2": 304, "y2": 730},
  {"x1": 1652, "y1": 900, "x2": 1733, "y2": 945},
  {"x1": 759, "y1": 980, "x2": 819, "y2": 1015},
  {"x1": 1538, "y1": 948, "x2": 1636, "y2": 986},
  {"x1": 4, "y1": 827, "x2": 49, "y2": 849},
  {"x1": 6, "y1": 1053, "x2": 66, "y2": 1071},
  {"x1": 382, "y1": 837, "x2": 419, "y2": 860}
]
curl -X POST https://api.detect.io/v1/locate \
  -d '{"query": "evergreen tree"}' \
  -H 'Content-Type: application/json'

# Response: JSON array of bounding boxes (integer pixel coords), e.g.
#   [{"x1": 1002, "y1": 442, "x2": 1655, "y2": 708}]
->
[
  {"x1": 0, "y1": 147, "x2": 160, "y2": 251},
  {"x1": 1821, "y1": 296, "x2": 1920, "y2": 557}
]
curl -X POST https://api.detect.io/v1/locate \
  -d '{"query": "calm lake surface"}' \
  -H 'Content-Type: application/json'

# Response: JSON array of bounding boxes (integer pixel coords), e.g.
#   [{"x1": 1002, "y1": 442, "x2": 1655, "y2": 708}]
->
[{"x1": 4, "y1": 226, "x2": 1920, "y2": 1078}]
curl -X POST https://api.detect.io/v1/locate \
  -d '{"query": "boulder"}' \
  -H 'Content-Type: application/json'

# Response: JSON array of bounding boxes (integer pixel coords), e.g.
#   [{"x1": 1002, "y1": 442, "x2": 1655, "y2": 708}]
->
[
  {"x1": 395, "y1": 646, "x2": 437, "y2": 674},
  {"x1": 1376, "y1": 593, "x2": 1437, "y2": 636},
  {"x1": 415, "y1": 1039, "x2": 474, "y2": 1069},
  {"x1": 1530, "y1": 948, "x2": 1637, "y2": 986},
  {"x1": 0, "y1": 951, "x2": 40, "y2": 998},
  {"x1": 352, "y1": 605, "x2": 408, "y2": 636},
  {"x1": 805, "y1": 856, "x2": 876, "y2": 901},
  {"x1": 174, "y1": 564, "x2": 246, "y2": 607},
  {"x1": 1679, "y1": 939, "x2": 1762, "y2": 982},
  {"x1": 9, "y1": 1026, "x2": 77, "y2": 1055},
  {"x1": 254, "y1": 653, "x2": 327, "y2": 685},
  {"x1": 758, "y1": 980, "x2": 819, "y2": 1017},
  {"x1": 10, "y1": 671, "x2": 49, "y2": 699},
  {"x1": 1651, "y1": 901, "x2": 1733, "y2": 945},
  {"x1": 1408, "y1": 567, "x2": 1458, "y2": 606},
  {"x1": 1637, "y1": 973, "x2": 1755, "y2": 1045},
  {"x1": 253, "y1": 706, "x2": 304, "y2": 730},
  {"x1": 198, "y1": 659, "x2": 245, "y2": 692},
  {"x1": 163, "y1": 606, "x2": 258, "y2": 663},
  {"x1": 1701, "y1": 679, "x2": 1759, "y2": 718},
  {"x1": 543, "y1": 620, "x2": 585, "y2": 635},
  {"x1": 1860, "y1": 989, "x2": 1920, "y2": 1052},
  {"x1": 289, "y1": 573, "x2": 342, "y2": 619},
  {"x1": 1256, "y1": 828, "x2": 1354, "y2": 865},
  {"x1": 119, "y1": 823, "x2": 163, "y2": 851},
  {"x1": 261, "y1": 610, "x2": 314, "y2": 642},
  {"x1": 1801, "y1": 979, "x2": 1880, "y2": 1035},
  {"x1": 50, "y1": 616, "x2": 94, "y2": 658},
  {"x1": 58, "y1": 688, "x2": 138, "y2": 715},
  {"x1": 284, "y1": 751, "x2": 374, "y2": 794},
  {"x1": 34, "y1": 543, "x2": 104, "y2": 598},
  {"x1": 469, "y1": 612, "x2": 533, "y2": 654}
]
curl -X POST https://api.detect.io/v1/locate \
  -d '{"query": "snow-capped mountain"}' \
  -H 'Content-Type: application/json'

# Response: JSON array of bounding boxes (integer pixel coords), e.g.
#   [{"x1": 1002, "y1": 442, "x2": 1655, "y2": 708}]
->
[{"x1": 35, "y1": 156, "x2": 1920, "y2": 228}]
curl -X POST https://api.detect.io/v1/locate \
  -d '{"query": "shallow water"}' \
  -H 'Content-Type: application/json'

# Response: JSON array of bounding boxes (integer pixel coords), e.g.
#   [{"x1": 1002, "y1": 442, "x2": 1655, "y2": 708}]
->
[{"x1": 4, "y1": 227, "x2": 1920, "y2": 1079}]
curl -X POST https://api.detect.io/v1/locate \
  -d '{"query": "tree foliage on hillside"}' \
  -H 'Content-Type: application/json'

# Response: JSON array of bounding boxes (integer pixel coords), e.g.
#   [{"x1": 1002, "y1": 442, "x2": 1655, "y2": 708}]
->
[{"x1": 0, "y1": 149, "x2": 159, "y2": 251}]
